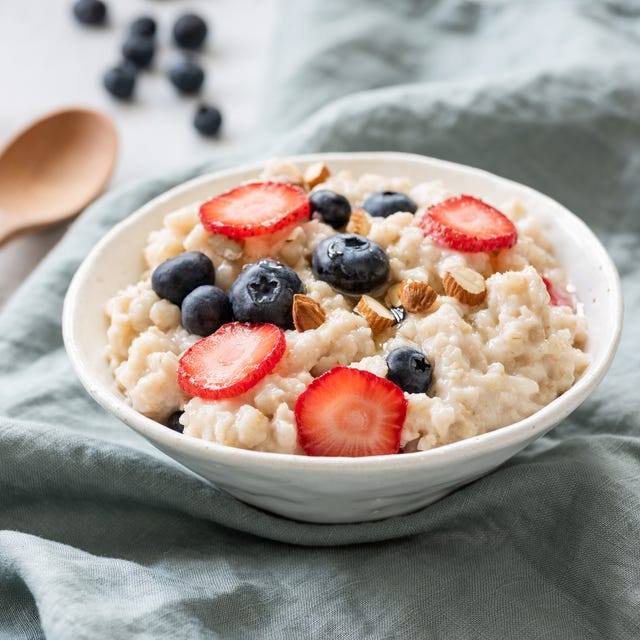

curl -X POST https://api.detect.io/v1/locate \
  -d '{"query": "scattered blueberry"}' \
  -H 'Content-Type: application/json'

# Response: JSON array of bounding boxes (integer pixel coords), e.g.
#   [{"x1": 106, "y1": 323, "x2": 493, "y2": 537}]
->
[
  {"x1": 130, "y1": 16, "x2": 157, "y2": 38},
  {"x1": 181, "y1": 285, "x2": 232, "y2": 336},
  {"x1": 173, "y1": 13, "x2": 208, "y2": 50},
  {"x1": 363, "y1": 191, "x2": 418, "y2": 218},
  {"x1": 309, "y1": 190, "x2": 352, "y2": 230},
  {"x1": 386, "y1": 347, "x2": 432, "y2": 394},
  {"x1": 103, "y1": 63, "x2": 136, "y2": 100},
  {"x1": 169, "y1": 59, "x2": 205, "y2": 95},
  {"x1": 167, "y1": 410, "x2": 184, "y2": 433},
  {"x1": 230, "y1": 259, "x2": 305, "y2": 329},
  {"x1": 312, "y1": 233, "x2": 390, "y2": 295},
  {"x1": 193, "y1": 105, "x2": 222, "y2": 137},
  {"x1": 122, "y1": 34, "x2": 155, "y2": 68},
  {"x1": 73, "y1": 0, "x2": 107, "y2": 26},
  {"x1": 151, "y1": 251, "x2": 215, "y2": 306}
]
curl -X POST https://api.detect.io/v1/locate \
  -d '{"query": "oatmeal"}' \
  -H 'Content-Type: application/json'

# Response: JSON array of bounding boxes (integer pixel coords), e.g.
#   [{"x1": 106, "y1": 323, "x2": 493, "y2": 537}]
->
[{"x1": 105, "y1": 158, "x2": 590, "y2": 456}]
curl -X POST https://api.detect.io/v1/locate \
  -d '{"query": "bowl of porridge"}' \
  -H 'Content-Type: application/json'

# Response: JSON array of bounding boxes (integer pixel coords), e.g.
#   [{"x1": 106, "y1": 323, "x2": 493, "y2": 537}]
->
[{"x1": 62, "y1": 152, "x2": 622, "y2": 523}]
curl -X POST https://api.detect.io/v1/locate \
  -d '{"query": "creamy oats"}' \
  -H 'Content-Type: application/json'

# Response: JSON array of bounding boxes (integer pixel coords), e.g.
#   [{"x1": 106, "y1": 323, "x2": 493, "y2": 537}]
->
[{"x1": 105, "y1": 158, "x2": 590, "y2": 455}]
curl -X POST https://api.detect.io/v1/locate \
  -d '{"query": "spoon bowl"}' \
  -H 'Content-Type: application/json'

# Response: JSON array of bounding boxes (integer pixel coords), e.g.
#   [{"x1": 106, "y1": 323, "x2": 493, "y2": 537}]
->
[{"x1": 0, "y1": 108, "x2": 117, "y2": 243}]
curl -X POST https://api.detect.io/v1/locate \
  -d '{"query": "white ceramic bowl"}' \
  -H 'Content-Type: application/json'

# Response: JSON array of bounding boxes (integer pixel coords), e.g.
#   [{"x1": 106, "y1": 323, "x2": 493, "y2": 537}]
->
[{"x1": 62, "y1": 152, "x2": 622, "y2": 524}]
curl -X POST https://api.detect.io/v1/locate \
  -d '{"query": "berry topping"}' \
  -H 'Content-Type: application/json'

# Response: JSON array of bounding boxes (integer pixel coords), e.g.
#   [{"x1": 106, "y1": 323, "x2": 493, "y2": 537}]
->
[
  {"x1": 151, "y1": 251, "x2": 215, "y2": 306},
  {"x1": 309, "y1": 190, "x2": 352, "y2": 229},
  {"x1": 73, "y1": 0, "x2": 107, "y2": 26},
  {"x1": 181, "y1": 285, "x2": 232, "y2": 336},
  {"x1": 169, "y1": 59, "x2": 205, "y2": 95},
  {"x1": 122, "y1": 35, "x2": 155, "y2": 69},
  {"x1": 173, "y1": 13, "x2": 208, "y2": 50},
  {"x1": 386, "y1": 347, "x2": 432, "y2": 394},
  {"x1": 294, "y1": 367, "x2": 407, "y2": 457},
  {"x1": 178, "y1": 323, "x2": 286, "y2": 400},
  {"x1": 230, "y1": 259, "x2": 305, "y2": 329},
  {"x1": 130, "y1": 16, "x2": 157, "y2": 38},
  {"x1": 363, "y1": 191, "x2": 417, "y2": 218},
  {"x1": 193, "y1": 105, "x2": 222, "y2": 137},
  {"x1": 103, "y1": 63, "x2": 136, "y2": 100},
  {"x1": 420, "y1": 195, "x2": 517, "y2": 253},
  {"x1": 167, "y1": 410, "x2": 184, "y2": 433},
  {"x1": 199, "y1": 182, "x2": 310, "y2": 239},
  {"x1": 541, "y1": 276, "x2": 575, "y2": 309},
  {"x1": 312, "y1": 233, "x2": 390, "y2": 296}
]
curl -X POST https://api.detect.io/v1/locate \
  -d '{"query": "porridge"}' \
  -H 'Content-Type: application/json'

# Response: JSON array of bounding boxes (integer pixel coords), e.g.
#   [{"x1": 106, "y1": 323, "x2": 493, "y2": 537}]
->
[{"x1": 105, "y1": 158, "x2": 590, "y2": 456}]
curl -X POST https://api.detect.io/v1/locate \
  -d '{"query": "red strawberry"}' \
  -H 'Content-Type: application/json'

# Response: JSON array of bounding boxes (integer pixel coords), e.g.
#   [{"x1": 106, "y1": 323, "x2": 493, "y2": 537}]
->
[
  {"x1": 294, "y1": 367, "x2": 407, "y2": 457},
  {"x1": 199, "y1": 181, "x2": 310, "y2": 239},
  {"x1": 420, "y1": 195, "x2": 518, "y2": 252},
  {"x1": 177, "y1": 323, "x2": 286, "y2": 400},
  {"x1": 541, "y1": 276, "x2": 575, "y2": 310}
]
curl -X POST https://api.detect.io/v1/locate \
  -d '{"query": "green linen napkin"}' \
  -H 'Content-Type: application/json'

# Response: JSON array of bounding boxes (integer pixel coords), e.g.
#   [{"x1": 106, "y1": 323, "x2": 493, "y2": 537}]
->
[{"x1": 1, "y1": 0, "x2": 639, "y2": 638}]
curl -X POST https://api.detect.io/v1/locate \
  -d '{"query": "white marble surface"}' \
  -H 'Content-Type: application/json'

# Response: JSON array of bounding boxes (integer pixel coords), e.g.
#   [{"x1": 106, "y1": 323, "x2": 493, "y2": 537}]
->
[{"x1": 0, "y1": 0, "x2": 277, "y2": 306}]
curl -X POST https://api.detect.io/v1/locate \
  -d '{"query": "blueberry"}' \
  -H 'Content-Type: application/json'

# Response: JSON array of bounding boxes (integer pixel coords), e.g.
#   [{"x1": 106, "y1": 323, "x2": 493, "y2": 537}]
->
[
  {"x1": 151, "y1": 251, "x2": 215, "y2": 306},
  {"x1": 386, "y1": 347, "x2": 432, "y2": 394},
  {"x1": 193, "y1": 105, "x2": 222, "y2": 137},
  {"x1": 130, "y1": 16, "x2": 156, "y2": 38},
  {"x1": 309, "y1": 190, "x2": 352, "y2": 230},
  {"x1": 312, "y1": 233, "x2": 390, "y2": 296},
  {"x1": 169, "y1": 59, "x2": 205, "y2": 95},
  {"x1": 363, "y1": 191, "x2": 418, "y2": 218},
  {"x1": 173, "y1": 13, "x2": 208, "y2": 50},
  {"x1": 73, "y1": 0, "x2": 107, "y2": 26},
  {"x1": 181, "y1": 285, "x2": 232, "y2": 336},
  {"x1": 230, "y1": 259, "x2": 305, "y2": 329},
  {"x1": 103, "y1": 63, "x2": 136, "y2": 100},
  {"x1": 122, "y1": 35, "x2": 155, "y2": 68},
  {"x1": 167, "y1": 410, "x2": 184, "y2": 433}
]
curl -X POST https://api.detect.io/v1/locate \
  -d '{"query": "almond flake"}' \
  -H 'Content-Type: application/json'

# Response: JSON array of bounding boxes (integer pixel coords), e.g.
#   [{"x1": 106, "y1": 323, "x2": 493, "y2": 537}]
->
[
  {"x1": 345, "y1": 209, "x2": 371, "y2": 236},
  {"x1": 384, "y1": 282, "x2": 402, "y2": 308},
  {"x1": 293, "y1": 294, "x2": 326, "y2": 332},
  {"x1": 304, "y1": 162, "x2": 331, "y2": 190},
  {"x1": 398, "y1": 279, "x2": 437, "y2": 313},
  {"x1": 355, "y1": 295, "x2": 397, "y2": 333},
  {"x1": 443, "y1": 267, "x2": 486, "y2": 305}
]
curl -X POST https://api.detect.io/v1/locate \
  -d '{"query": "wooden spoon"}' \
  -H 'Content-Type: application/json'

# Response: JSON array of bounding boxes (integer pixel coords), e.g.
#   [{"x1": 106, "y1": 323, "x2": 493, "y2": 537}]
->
[{"x1": 0, "y1": 108, "x2": 118, "y2": 245}]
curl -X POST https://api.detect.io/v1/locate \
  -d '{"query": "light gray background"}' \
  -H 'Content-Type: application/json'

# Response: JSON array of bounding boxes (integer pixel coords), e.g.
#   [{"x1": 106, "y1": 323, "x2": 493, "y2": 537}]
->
[{"x1": 0, "y1": 0, "x2": 276, "y2": 305}]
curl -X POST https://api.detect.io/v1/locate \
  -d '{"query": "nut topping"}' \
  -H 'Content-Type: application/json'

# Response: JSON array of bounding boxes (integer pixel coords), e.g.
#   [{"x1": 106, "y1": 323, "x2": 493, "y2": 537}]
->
[
  {"x1": 292, "y1": 294, "x2": 327, "y2": 332},
  {"x1": 345, "y1": 208, "x2": 371, "y2": 236},
  {"x1": 398, "y1": 279, "x2": 437, "y2": 313},
  {"x1": 384, "y1": 282, "x2": 402, "y2": 308},
  {"x1": 443, "y1": 267, "x2": 486, "y2": 305},
  {"x1": 355, "y1": 295, "x2": 397, "y2": 333},
  {"x1": 304, "y1": 162, "x2": 331, "y2": 190}
]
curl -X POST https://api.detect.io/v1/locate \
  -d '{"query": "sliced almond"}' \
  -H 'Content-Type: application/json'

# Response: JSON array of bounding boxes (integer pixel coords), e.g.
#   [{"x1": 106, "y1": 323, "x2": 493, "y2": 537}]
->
[
  {"x1": 384, "y1": 282, "x2": 402, "y2": 308},
  {"x1": 443, "y1": 267, "x2": 486, "y2": 305},
  {"x1": 293, "y1": 294, "x2": 326, "y2": 332},
  {"x1": 345, "y1": 209, "x2": 371, "y2": 236},
  {"x1": 398, "y1": 279, "x2": 437, "y2": 313},
  {"x1": 304, "y1": 162, "x2": 331, "y2": 190},
  {"x1": 355, "y1": 295, "x2": 397, "y2": 333}
]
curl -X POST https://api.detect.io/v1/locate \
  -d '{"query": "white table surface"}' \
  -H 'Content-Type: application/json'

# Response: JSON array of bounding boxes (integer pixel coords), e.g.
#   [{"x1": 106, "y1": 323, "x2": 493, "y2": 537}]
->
[{"x1": 0, "y1": 0, "x2": 277, "y2": 307}]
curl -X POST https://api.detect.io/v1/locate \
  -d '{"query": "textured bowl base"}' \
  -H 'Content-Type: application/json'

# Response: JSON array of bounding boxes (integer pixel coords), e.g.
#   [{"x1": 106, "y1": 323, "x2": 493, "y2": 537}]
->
[{"x1": 223, "y1": 486, "x2": 455, "y2": 523}]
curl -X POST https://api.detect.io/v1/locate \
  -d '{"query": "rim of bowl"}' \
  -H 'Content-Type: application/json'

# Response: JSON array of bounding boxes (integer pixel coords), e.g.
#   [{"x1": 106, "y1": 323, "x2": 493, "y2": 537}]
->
[{"x1": 62, "y1": 151, "x2": 624, "y2": 473}]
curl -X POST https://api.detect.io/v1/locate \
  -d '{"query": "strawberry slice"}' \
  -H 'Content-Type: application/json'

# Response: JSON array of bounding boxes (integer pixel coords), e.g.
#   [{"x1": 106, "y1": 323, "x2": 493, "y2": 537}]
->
[
  {"x1": 177, "y1": 323, "x2": 285, "y2": 400},
  {"x1": 199, "y1": 182, "x2": 311, "y2": 239},
  {"x1": 541, "y1": 276, "x2": 575, "y2": 310},
  {"x1": 294, "y1": 367, "x2": 407, "y2": 457},
  {"x1": 420, "y1": 195, "x2": 518, "y2": 252}
]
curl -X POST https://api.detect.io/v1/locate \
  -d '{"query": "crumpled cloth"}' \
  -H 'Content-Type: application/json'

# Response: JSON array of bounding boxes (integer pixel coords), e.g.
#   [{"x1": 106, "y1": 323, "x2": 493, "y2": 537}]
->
[{"x1": 1, "y1": 1, "x2": 639, "y2": 638}]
